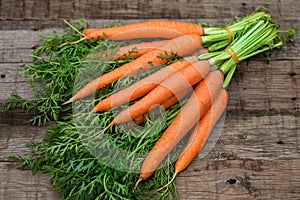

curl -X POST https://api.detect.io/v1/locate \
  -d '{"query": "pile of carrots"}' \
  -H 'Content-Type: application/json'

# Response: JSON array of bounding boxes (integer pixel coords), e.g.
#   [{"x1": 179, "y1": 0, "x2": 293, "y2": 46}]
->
[{"x1": 62, "y1": 10, "x2": 291, "y2": 189}]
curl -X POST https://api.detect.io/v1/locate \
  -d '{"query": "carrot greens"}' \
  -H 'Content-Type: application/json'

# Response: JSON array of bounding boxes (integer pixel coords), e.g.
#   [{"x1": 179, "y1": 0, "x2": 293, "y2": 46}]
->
[
  {"x1": 5, "y1": 20, "x2": 184, "y2": 199},
  {"x1": 199, "y1": 18, "x2": 294, "y2": 87},
  {"x1": 1, "y1": 20, "x2": 131, "y2": 125}
]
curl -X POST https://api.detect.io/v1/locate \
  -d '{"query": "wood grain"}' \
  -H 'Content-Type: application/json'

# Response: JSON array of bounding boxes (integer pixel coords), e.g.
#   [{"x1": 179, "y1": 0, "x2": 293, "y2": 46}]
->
[
  {"x1": 0, "y1": 0, "x2": 299, "y2": 20},
  {"x1": 1, "y1": 60, "x2": 299, "y2": 112},
  {"x1": 0, "y1": 162, "x2": 61, "y2": 200},
  {"x1": 0, "y1": 19, "x2": 299, "y2": 58},
  {"x1": 0, "y1": 123, "x2": 53, "y2": 161},
  {"x1": 1, "y1": 159, "x2": 298, "y2": 200},
  {"x1": 0, "y1": 63, "x2": 35, "y2": 100},
  {"x1": 0, "y1": 114, "x2": 299, "y2": 199},
  {"x1": 226, "y1": 60, "x2": 300, "y2": 112},
  {"x1": 1, "y1": 113, "x2": 298, "y2": 161},
  {"x1": 176, "y1": 158, "x2": 300, "y2": 200},
  {"x1": 0, "y1": 0, "x2": 299, "y2": 199},
  {"x1": 0, "y1": 19, "x2": 299, "y2": 109}
]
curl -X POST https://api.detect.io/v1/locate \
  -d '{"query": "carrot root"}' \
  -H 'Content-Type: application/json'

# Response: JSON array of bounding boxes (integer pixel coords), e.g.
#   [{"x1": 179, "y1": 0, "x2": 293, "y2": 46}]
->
[
  {"x1": 62, "y1": 98, "x2": 73, "y2": 105},
  {"x1": 59, "y1": 36, "x2": 87, "y2": 48},
  {"x1": 134, "y1": 177, "x2": 144, "y2": 189},
  {"x1": 136, "y1": 70, "x2": 223, "y2": 181},
  {"x1": 157, "y1": 171, "x2": 178, "y2": 191}
]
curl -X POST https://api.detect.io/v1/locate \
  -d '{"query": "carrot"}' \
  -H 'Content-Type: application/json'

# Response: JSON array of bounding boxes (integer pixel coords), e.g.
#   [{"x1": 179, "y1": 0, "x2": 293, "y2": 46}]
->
[
  {"x1": 87, "y1": 39, "x2": 171, "y2": 61},
  {"x1": 91, "y1": 56, "x2": 198, "y2": 113},
  {"x1": 191, "y1": 47, "x2": 209, "y2": 56},
  {"x1": 106, "y1": 60, "x2": 211, "y2": 126},
  {"x1": 132, "y1": 87, "x2": 193, "y2": 126},
  {"x1": 159, "y1": 87, "x2": 192, "y2": 111},
  {"x1": 63, "y1": 34, "x2": 202, "y2": 105},
  {"x1": 134, "y1": 70, "x2": 224, "y2": 187},
  {"x1": 158, "y1": 88, "x2": 228, "y2": 191},
  {"x1": 77, "y1": 20, "x2": 204, "y2": 44}
]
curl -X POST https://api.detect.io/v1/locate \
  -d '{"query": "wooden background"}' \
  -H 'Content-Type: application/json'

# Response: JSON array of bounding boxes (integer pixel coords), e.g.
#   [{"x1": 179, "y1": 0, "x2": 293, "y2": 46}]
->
[{"x1": 0, "y1": 0, "x2": 299, "y2": 199}]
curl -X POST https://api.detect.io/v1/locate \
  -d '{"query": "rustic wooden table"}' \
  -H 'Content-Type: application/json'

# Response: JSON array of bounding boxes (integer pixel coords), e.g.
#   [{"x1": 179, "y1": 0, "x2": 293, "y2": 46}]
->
[{"x1": 0, "y1": 0, "x2": 299, "y2": 199}]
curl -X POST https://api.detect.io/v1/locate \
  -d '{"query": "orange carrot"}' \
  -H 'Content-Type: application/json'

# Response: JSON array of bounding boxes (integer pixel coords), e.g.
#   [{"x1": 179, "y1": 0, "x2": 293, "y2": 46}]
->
[
  {"x1": 91, "y1": 56, "x2": 198, "y2": 113},
  {"x1": 107, "y1": 60, "x2": 211, "y2": 126},
  {"x1": 158, "y1": 88, "x2": 228, "y2": 191},
  {"x1": 63, "y1": 34, "x2": 202, "y2": 105},
  {"x1": 80, "y1": 20, "x2": 204, "y2": 42},
  {"x1": 159, "y1": 87, "x2": 192, "y2": 111},
  {"x1": 135, "y1": 70, "x2": 224, "y2": 187},
  {"x1": 176, "y1": 88, "x2": 228, "y2": 172},
  {"x1": 87, "y1": 39, "x2": 171, "y2": 61},
  {"x1": 191, "y1": 47, "x2": 209, "y2": 56},
  {"x1": 132, "y1": 87, "x2": 193, "y2": 126}
]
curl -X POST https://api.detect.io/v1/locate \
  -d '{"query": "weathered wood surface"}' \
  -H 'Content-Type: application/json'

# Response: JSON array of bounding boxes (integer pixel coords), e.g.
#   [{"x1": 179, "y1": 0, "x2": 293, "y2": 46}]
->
[
  {"x1": 1, "y1": 113, "x2": 299, "y2": 199},
  {"x1": 0, "y1": 0, "x2": 299, "y2": 199},
  {"x1": 1, "y1": 21, "x2": 299, "y2": 111},
  {"x1": 0, "y1": 0, "x2": 299, "y2": 20},
  {"x1": 177, "y1": 158, "x2": 300, "y2": 200},
  {"x1": 0, "y1": 162, "x2": 61, "y2": 200}
]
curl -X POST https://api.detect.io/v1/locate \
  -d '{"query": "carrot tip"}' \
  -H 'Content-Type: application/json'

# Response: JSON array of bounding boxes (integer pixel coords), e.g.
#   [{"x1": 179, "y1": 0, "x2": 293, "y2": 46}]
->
[
  {"x1": 59, "y1": 36, "x2": 87, "y2": 48},
  {"x1": 157, "y1": 172, "x2": 177, "y2": 191},
  {"x1": 89, "y1": 107, "x2": 97, "y2": 114},
  {"x1": 59, "y1": 42, "x2": 68, "y2": 48},
  {"x1": 70, "y1": 36, "x2": 87, "y2": 45},
  {"x1": 100, "y1": 122, "x2": 114, "y2": 135},
  {"x1": 89, "y1": 105, "x2": 100, "y2": 113},
  {"x1": 134, "y1": 178, "x2": 143, "y2": 189},
  {"x1": 62, "y1": 99, "x2": 73, "y2": 105},
  {"x1": 80, "y1": 122, "x2": 113, "y2": 142}
]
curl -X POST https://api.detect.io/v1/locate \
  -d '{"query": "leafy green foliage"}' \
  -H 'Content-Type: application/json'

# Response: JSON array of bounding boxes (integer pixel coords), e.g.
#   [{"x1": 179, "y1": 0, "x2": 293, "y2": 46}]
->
[
  {"x1": 2, "y1": 21, "x2": 99, "y2": 125},
  {"x1": 5, "y1": 20, "x2": 185, "y2": 199},
  {"x1": 8, "y1": 107, "x2": 184, "y2": 199}
]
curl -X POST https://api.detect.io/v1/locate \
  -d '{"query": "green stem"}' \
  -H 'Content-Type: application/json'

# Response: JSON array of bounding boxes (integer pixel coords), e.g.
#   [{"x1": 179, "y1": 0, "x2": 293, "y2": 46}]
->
[
  {"x1": 202, "y1": 12, "x2": 271, "y2": 51},
  {"x1": 63, "y1": 19, "x2": 85, "y2": 37},
  {"x1": 199, "y1": 17, "x2": 285, "y2": 88}
]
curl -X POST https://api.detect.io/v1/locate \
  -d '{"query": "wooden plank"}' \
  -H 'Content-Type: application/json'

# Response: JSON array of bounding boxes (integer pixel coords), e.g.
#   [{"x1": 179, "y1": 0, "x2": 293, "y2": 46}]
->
[
  {"x1": 0, "y1": 63, "x2": 35, "y2": 100},
  {"x1": 226, "y1": 60, "x2": 300, "y2": 112},
  {"x1": 0, "y1": 106, "x2": 35, "y2": 125},
  {"x1": 176, "y1": 158, "x2": 300, "y2": 200},
  {"x1": 1, "y1": 113, "x2": 298, "y2": 161},
  {"x1": 205, "y1": 113, "x2": 300, "y2": 160},
  {"x1": 0, "y1": 0, "x2": 299, "y2": 20},
  {"x1": 0, "y1": 162, "x2": 61, "y2": 199},
  {"x1": 0, "y1": 20, "x2": 65, "y2": 31},
  {"x1": 0, "y1": 19, "x2": 299, "y2": 57},
  {"x1": 0, "y1": 29, "x2": 63, "y2": 50},
  {"x1": 0, "y1": 82, "x2": 35, "y2": 101},
  {"x1": 0, "y1": 49, "x2": 33, "y2": 63},
  {"x1": 0, "y1": 18, "x2": 298, "y2": 32},
  {"x1": 1, "y1": 60, "x2": 299, "y2": 111},
  {"x1": 1, "y1": 159, "x2": 298, "y2": 200},
  {"x1": 0, "y1": 64, "x2": 27, "y2": 83},
  {"x1": 0, "y1": 1, "x2": 299, "y2": 198},
  {"x1": 0, "y1": 113, "x2": 299, "y2": 199},
  {"x1": 0, "y1": 123, "x2": 52, "y2": 161}
]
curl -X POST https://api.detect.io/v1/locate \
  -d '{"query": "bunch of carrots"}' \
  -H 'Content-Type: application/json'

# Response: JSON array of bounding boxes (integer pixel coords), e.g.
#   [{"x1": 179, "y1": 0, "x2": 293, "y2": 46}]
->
[{"x1": 62, "y1": 10, "x2": 292, "y2": 190}]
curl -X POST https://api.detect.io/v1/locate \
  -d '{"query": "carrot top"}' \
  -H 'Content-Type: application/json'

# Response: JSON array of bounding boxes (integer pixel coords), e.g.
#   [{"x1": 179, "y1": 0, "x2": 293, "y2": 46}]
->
[{"x1": 199, "y1": 18, "x2": 294, "y2": 87}]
